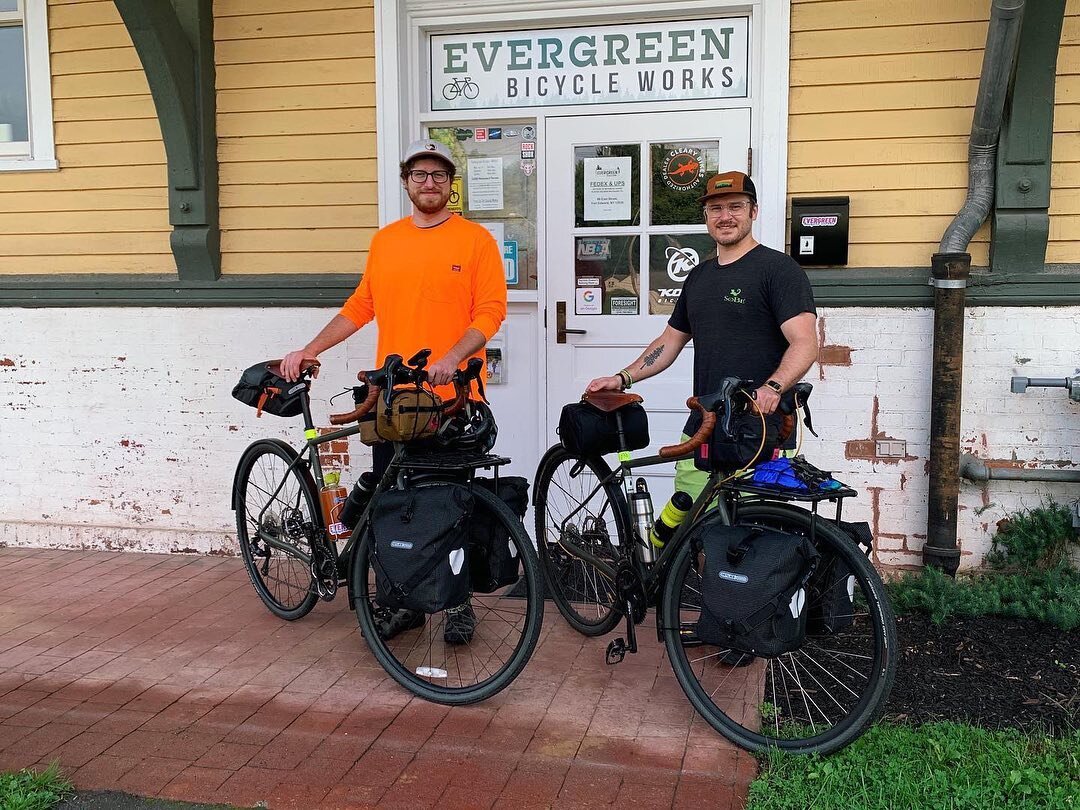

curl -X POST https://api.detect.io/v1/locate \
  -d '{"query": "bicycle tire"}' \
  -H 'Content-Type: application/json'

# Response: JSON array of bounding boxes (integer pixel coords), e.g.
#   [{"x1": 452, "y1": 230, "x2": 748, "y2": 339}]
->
[
  {"x1": 233, "y1": 439, "x2": 321, "y2": 621},
  {"x1": 532, "y1": 444, "x2": 629, "y2": 636},
  {"x1": 352, "y1": 481, "x2": 543, "y2": 704},
  {"x1": 442, "y1": 82, "x2": 460, "y2": 101},
  {"x1": 462, "y1": 81, "x2": 479, "y2": 100},
  {"x1": 662, "y1": 502, "x2": 897, "y2": 755}
]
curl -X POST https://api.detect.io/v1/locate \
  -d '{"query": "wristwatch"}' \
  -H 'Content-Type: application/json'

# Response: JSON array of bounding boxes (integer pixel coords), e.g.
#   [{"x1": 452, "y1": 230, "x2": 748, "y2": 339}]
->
[{"x1": 764, "y1": 379, "x2": 783, "y2": 394}]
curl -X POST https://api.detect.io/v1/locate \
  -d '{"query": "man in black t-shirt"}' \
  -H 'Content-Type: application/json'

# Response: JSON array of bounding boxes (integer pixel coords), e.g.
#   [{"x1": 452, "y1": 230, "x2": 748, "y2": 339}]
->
[{"x1": 586, "y1": 171, "x2": 818, "y2": 498}]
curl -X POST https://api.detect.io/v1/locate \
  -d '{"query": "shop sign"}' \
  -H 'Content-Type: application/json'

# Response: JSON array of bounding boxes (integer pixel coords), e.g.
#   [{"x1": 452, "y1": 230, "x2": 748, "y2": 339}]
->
[{"x1": 431, "y1": 17, "x2": 749, "y2": 110}]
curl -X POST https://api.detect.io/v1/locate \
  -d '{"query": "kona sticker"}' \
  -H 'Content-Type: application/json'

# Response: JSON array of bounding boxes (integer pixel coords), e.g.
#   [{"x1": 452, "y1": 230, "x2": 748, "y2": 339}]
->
[{"x1": 666, "y1": 246, "x2": 699, "y2": 282}]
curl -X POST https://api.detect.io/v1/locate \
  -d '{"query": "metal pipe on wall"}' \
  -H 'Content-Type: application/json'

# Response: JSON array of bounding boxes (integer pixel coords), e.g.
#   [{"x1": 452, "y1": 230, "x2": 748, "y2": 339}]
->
[
  {"x1": 925, "y1": 0, "x2": 1026, "y2": 575},
  {"x1": 960, "y1": 454, "x2": 1080, "y2": 483}
]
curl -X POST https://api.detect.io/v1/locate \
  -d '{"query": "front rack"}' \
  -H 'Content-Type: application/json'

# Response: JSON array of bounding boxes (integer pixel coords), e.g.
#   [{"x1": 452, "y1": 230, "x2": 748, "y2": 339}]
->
[{"x1": 394, "y1": 449, "x2": 511, "y2": 472}]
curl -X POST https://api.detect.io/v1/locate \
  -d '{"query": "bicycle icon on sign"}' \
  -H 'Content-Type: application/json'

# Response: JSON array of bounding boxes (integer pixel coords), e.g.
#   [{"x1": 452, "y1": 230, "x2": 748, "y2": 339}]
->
[{"x1": 442, "y1": 77, "x2": 480, "y2": 101}]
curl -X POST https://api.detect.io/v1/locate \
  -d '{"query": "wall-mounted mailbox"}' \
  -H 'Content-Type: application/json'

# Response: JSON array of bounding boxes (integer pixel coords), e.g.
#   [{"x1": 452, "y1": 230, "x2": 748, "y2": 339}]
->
[{"x1": 790, "y1": 196, "x2": 850, "y2": 266}]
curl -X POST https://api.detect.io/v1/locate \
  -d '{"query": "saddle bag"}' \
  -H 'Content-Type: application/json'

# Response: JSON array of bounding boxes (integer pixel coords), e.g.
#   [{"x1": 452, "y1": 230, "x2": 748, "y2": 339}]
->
[
  {"x1": 695, "y1": 524, "x2": 819, "y2": 658},
  {"x1": 231, "y1": 361, "x2": 307, "y2": 418},
  {"x1": 375, "y1": 387, "x2": 442, "y2": 443},
  {"x1": 806, "y1": 521, "x2": 873, "y2": 636},
  {"x1": 371, "y1": 485, "x2": 472, "y2": 613},
  {"x1": 467, "y1": 476, "x2": 528, "y2": 593},
  {"x1": 558, "y1": 398, "x2": 649, "y2": 456}
]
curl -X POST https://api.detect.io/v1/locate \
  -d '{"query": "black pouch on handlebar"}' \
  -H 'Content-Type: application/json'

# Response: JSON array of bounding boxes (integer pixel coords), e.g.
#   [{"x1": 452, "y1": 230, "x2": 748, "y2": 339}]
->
[
  {"x1": 558, "y1": 400, "x2": 649, "y2": 456},
  {"x1": 371, "y1": 485, "x2": 472, "y2": 613},
  {"x1": 231, "y1": 361, "x2": 307, "y2": 418},
  {"x1": 694, "y1": 524, "x2": 819, "y2": 658},
  {"x1": 694, "y1": 410, "x2": 784, "y2": 472},
  {"x1": 467, "y1": 476, "x2": 528, "y2": 593}
]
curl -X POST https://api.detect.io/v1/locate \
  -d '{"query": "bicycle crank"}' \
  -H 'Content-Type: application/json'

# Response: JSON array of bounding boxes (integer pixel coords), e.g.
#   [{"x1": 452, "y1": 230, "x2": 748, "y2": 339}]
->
[{"x1": 310, "y1": 546, "x2": 338, "y2": 601}]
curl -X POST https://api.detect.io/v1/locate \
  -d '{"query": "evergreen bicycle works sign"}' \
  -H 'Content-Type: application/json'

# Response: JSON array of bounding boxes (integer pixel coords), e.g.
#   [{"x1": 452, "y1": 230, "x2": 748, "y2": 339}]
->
[{"x1": 430, "y1": 18, "x2": 749, "y2": 110}]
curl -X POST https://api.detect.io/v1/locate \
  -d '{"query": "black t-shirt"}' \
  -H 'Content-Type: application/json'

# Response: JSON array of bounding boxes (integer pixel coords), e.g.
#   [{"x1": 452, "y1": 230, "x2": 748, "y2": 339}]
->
[{"x1": 668, "y1": 243, "x2": 816, "y2": 434}]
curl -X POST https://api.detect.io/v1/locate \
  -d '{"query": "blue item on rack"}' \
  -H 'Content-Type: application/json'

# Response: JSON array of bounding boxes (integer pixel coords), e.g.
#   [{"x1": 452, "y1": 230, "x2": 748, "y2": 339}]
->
[{"x1": 750, "y1": 456, "x2": 843, "y2": 492}]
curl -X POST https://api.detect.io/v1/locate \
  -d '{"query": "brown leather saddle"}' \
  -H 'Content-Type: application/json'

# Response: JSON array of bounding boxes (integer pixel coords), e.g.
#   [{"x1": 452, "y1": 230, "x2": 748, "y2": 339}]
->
[{"x1": 582, "y1": 390, "x2": 644, "y2": 412}]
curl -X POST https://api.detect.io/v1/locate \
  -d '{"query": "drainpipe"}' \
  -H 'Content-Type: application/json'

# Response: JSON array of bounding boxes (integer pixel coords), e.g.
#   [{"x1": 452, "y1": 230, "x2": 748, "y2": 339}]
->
[{"x1": 925, "y1": 0, "x2": 1025, "y2": 575}]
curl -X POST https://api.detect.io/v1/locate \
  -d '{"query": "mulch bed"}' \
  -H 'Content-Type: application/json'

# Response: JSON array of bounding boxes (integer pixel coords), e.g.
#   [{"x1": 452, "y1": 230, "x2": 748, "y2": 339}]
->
[{"x1": 886, "y1": 613, "x2": 1079, "y2": 736}]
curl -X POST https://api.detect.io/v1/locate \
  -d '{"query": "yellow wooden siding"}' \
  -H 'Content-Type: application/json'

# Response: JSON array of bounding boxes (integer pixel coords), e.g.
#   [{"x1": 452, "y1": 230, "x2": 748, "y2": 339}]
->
[
  {"x1": 0, "y1": 0, "x2": 171, "y2": 275},
  {"x1": 215, "y1": 0, "x2": 377, "y2": 276},
  {"x1": 790, "y1": 0, "x2": 1080, "y2": 268},
  {"x1": 788, "y1": 0, "x2": 991, "y2": 267},
  {"x1": 1050, "y1": 9, "x2": 1080, "y2": 263}
]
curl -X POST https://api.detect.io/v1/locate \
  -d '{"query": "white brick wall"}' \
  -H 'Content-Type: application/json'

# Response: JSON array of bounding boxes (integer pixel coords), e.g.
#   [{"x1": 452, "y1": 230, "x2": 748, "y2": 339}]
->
[{"x1": 1, "y1": 305, "x2": 1077, "y2": 571}]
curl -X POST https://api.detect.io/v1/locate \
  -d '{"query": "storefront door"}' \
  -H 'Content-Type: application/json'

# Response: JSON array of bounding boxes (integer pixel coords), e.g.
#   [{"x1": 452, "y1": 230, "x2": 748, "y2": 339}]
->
[{"x1": 545, "y1": 109, "x2": 750, "y2": 498}]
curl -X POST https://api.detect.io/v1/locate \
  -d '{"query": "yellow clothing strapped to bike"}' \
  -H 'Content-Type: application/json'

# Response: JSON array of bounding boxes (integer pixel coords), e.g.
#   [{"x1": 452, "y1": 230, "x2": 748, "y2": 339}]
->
[{"x1": 339, "y1": 214, "x2": 507, "y2": 399}]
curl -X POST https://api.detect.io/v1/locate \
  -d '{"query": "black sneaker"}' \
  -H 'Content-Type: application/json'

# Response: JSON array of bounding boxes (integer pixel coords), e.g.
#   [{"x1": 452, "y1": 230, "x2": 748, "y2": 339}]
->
[
  {"x1": 372, "y1": 606, "x2": 425, "y2": 640},
  {"x1": 443, "y1": 603, "x2": 476, "y2": 645}
]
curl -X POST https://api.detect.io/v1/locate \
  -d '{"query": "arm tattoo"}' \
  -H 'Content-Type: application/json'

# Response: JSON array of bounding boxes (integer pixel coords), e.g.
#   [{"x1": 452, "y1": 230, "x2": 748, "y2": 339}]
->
[{"x1": 640, "y1": 344, "x2": 664, "y2": 368}]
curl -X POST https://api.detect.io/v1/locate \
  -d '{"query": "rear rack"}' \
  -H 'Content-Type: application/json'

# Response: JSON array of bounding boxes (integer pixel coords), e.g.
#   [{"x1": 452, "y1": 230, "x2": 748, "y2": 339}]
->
[
  {"x1": 394, "y1": 450, "x2": 511, "y2": 473},
  {"x1": 723, "y1": 479, "x2": 858, "y2": 503}
]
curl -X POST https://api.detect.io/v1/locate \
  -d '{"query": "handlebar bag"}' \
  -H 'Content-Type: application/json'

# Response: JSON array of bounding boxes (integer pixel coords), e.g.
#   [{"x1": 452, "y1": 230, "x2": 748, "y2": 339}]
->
[
  {"x1": 231, "y1": 361, "x2": 307, "y2": 418},
  {"x1": 558, "y1": 400, "x2": 649, "y2": 456},
  {"x1": 375, "y1": 387, "x2": 443, "y2": 442},
  {"x1": 694, "y1": 523, "x2": 819, "y2": 658},
  {"x1": 806, "y1": 521, "x2": 872, "y2": 636},
  {"x1": 371, "y1": 484, "x2": 472, "y2": 614},
  {"x1": 694, "y1": 410, "x2": 783, "y2": 473},
  {"x1": 467, "y1": 476, "x2": 528, "y2": 593}
]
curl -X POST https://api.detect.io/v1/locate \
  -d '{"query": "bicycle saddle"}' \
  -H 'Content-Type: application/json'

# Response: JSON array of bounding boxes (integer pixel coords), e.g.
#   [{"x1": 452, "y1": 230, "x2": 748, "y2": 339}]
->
[{"x1": 583, "y1": 391, "x2": 644, "y2": 412}]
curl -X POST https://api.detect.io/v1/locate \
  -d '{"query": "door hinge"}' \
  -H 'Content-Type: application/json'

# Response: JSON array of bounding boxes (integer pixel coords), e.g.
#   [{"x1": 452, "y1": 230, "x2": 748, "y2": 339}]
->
[{"x1": 747, "y1": 146, "x2": 753, "y2": 176}]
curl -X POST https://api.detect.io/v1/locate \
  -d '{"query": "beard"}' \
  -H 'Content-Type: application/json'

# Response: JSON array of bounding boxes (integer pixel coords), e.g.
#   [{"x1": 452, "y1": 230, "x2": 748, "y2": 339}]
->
[
  {"x1": 711, "y1": 219, "x2": 753, "y2": 246},
  {"x1": 408, "y1": 187, "x2": 450, "y2": 214}
]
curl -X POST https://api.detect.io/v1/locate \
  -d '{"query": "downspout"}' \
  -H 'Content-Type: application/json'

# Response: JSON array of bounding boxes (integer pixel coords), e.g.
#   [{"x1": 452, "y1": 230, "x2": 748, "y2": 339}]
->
[{"x1": 925, "y1": 0, "x2": 1025, "y2": 575}]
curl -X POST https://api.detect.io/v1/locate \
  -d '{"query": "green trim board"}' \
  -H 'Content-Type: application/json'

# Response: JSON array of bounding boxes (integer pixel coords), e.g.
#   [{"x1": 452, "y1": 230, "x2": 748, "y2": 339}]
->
[
  {"x1": 114, "y1": 0, "x2": 220, "y2": 281},
  {"x1": 3, "y1": 267, "x2": 1080, "y2": 307},
  {"x1": 991, "y1": 0, "x2": 1065, "y2": 273}
]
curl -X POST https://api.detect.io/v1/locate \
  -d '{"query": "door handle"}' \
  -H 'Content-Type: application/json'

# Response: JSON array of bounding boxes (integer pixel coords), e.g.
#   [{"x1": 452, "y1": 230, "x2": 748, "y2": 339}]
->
[{"x1": 556, "y1": 301, "x2": 587, "y2": 344}]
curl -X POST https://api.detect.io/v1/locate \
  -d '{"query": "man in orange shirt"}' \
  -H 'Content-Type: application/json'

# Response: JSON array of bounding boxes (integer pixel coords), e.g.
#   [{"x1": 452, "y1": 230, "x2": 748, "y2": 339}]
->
[{"x1": 281, "y1": 138, "x2": 507, "y2": 641}]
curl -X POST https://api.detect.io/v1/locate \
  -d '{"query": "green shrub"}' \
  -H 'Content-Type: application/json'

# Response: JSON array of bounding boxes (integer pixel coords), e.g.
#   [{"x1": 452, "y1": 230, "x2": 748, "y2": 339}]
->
[
  {"x1": 748, "y1": 723, "x2": 1080, "y2": 810},
  {"x1": 886, "y1": 503, "x2": 1080, "y2": 630},
  {"x1": 986, "y1": 502, "x2": 1078, "y2": 571}
]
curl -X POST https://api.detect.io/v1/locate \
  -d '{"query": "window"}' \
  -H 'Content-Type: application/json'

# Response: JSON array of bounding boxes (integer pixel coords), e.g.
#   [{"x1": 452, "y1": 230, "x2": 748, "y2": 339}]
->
[{"x1": 0, "y1": 0, "x2": 56, "y2": 171}]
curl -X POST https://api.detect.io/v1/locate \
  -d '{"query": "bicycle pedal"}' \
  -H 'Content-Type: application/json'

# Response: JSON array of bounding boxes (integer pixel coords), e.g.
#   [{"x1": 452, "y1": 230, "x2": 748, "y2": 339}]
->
[{"x1": 605, "y1": 638, "x2": 627, "y2": 665}]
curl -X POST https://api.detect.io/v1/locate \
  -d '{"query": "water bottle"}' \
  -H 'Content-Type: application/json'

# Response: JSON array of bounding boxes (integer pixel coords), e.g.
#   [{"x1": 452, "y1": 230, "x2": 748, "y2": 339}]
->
[
  {"x1": 649, "y1": 491, "x2": 693, "y2": 550},
  {"x1": 339, "y1": 471, "x2": 377, "y2": 531},
  {"x1": 628, "y1": 478, "x2": 656, "y2": 563},
  {"x1": 319, "y1": 470, "x2": 350, "y2": 541}
]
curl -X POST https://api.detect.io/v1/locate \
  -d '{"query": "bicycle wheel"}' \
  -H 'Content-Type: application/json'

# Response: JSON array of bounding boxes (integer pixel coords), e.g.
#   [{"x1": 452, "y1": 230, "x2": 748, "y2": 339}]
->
[
  {"x1": 533, "y1": 444, "x2": 629, "y2": 636},
  {"x1": 662, "y1": 503, "x2": 896, "y2": 755},
  {"x1": 353, "y1": 482, "x2": 543, "y2": 704},
  {"x1": 233, "y1": 439, "x2": 320, "y2": 620}
]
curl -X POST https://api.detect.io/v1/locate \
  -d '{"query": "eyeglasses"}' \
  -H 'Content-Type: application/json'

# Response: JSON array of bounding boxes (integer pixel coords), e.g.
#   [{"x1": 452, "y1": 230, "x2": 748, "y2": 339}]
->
[
  {"x1": 704, "y1": 201, "x2": 752, "y2": 217},
  {"x1": 407, "y1": 169, "x2": 452, "y2": 184}
]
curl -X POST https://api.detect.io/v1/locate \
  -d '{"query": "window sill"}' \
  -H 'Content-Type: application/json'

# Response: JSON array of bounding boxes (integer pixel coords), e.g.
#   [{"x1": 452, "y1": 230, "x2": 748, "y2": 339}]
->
[{"x1": 0, "y1": 158, "x2": 59, "y2": 172}]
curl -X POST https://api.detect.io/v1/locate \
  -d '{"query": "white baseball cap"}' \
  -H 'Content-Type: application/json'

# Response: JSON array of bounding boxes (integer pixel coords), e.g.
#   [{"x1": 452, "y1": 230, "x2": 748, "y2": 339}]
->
[{"x1": 401, "y1": 139, "x2": 456, "y2": 172}]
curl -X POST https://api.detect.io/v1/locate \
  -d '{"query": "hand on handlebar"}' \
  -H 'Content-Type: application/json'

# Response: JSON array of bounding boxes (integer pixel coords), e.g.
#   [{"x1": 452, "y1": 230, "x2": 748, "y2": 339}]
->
[
  {"x1": 281, "y1": 350, "x2": 319, "y2": 383},
  {"x1": 751, "y1": 385, "x2": 781, "y2": 415},
  {"x1": 427, "y1": 355, "x2": 460, "y2": 387},
  {"x1": 586, "y1": 375, "x2": 624, "y2": 394}
]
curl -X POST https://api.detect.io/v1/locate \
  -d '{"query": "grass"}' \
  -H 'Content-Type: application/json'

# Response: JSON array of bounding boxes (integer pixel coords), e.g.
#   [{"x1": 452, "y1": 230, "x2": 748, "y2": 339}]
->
[
  {"x1": 0, "y1": 764, "x2": 73, "y2": 810},
  {"x1": 747, "y1": 722, "x2": 1080, "y2": 810}
]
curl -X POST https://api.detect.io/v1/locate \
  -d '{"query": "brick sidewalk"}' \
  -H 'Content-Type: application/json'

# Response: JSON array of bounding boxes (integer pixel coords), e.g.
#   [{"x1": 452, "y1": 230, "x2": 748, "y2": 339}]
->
[{"x1": 0, "y1": 548, "x2": 755, "y2": 809}]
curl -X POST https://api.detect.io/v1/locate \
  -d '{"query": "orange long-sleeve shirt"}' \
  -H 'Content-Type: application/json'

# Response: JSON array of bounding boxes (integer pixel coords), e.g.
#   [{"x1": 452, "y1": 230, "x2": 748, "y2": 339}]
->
[{"x1": 340, "y1": 215, "x2": 507, "y2": 396}]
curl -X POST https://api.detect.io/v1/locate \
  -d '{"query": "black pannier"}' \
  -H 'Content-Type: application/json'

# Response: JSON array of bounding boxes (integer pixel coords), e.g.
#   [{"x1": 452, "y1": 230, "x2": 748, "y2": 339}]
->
[
  {"x1": 371, "y1": 485, "x2": 472, "y2": 614},
  {"x1": 806, "y1": 521, "x2": 873, "y2": 636},
  {"x1": 558, "y1": 399, "x2": 649, "y2": 456},
  {"x1": 468, "y1": 476, "x2": 528, "y2": 593},
  {"x1": 695, "y1": 524, "x2": 819, "y2": 658},
  {"x1": 231, "y1": 360, "x2": 308, "y2": 418}
]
